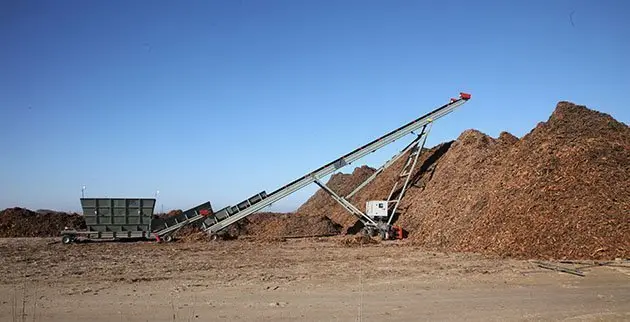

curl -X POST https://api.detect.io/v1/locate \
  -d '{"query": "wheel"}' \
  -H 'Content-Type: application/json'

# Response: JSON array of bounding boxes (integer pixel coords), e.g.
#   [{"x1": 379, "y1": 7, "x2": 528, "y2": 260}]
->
[
  {"x1": 163, "y1": 235, "x2": 174, "y2": 243},
  {"x1": 210, "y1": 234, "x2": 219, "y2": 241},
  {"x1": 61, "y1": 235, "x2": 73, "y2": 244}
]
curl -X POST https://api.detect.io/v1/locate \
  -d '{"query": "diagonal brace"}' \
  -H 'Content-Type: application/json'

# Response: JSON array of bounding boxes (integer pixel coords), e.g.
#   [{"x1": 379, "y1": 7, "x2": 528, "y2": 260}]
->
[
  {"x1": 346, "y1": 130, "x2": 426, "y2": 199},
  {"x1": 312, "y1": 177, "x2": 378, "y2": 226}
]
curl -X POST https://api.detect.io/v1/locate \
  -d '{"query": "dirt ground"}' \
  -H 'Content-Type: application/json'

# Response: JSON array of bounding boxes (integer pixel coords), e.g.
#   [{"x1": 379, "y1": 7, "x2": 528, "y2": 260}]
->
[{"x1": 0, "y1": 237, "x2": 628, "y2": 322}]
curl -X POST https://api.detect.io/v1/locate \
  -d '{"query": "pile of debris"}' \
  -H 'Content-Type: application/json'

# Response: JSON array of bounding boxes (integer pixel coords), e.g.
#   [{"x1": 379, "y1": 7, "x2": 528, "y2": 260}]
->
[
  {"x1": 403, "y1": 102, "x2": 629, "y2": 259},
  {"x1": 299, "y1": 101, "x2": 629, "y2": 260},
  {"x1": 168, "y1": 211, "x2": 342, "y2": 241},
  {"x1": 0, "y1": 207, "x2": 86, "y2": 238},
  {"x1": 156, "y1": 209, "x2": 183, "y2": 219},
  {"x1": 244, "y1": 212, "x2": 342, "y2": 238}
]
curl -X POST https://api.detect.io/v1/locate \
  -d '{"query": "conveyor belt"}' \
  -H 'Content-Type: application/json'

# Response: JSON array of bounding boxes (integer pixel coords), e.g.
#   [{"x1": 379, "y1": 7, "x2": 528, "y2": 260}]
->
[{"x1": 196, "y1": 92, "x2": 471, "y2": 235}]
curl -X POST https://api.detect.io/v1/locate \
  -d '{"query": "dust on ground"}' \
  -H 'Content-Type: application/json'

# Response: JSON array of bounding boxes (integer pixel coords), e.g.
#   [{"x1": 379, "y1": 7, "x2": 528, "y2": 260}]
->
[{"x1": 0, "y1": 237, "x2": 628, "y2": 321}]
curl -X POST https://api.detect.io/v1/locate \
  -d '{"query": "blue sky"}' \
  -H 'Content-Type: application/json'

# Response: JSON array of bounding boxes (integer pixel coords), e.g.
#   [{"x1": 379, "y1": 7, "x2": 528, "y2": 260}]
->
[{"x1": 1, "y1": 0, "x2": 628, "y2": 213}]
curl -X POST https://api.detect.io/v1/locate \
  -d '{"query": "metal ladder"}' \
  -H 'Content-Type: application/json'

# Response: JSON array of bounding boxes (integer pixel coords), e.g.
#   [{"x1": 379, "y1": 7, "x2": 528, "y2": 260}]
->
[{"x1": 386, "y1": 123, "x2": 432, "y2": 226}]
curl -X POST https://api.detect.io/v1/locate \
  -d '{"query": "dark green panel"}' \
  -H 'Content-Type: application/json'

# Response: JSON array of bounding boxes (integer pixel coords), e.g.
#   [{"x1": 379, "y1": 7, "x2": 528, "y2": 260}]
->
[
  {"x1": 81, "y1": 198, "x2": 156, "y2": 232},
  {"x1": 113, "y1": 216, "x2": 127, "y2": 224}
]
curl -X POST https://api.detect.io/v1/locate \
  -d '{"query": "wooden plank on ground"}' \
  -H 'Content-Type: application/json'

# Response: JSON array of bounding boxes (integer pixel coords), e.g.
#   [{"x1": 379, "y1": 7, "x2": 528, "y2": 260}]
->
[{"x1": 532, "y1": 261, "x2": 585, "y2": 277}]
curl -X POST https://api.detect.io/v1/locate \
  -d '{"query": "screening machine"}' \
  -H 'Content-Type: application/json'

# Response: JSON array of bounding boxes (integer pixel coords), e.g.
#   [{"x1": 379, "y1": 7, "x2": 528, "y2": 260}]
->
[
  {"x1": 60, "y1": 198, "x2": 213, "y2": 243},
  {"x1": 60, "y1": 198, "x2": 157, "y2": 244},
  {"x1": 60, "y1": 92, "x2": 470, "y2": 244}
]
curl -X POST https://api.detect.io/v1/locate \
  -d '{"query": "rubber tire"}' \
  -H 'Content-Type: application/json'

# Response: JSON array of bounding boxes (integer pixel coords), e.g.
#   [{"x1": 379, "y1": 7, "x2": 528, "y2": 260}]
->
[
  {"x1": 163, "y1": 235, "x2": 174, "y2": 243},
  {"x1": 62, "y1": 235, "x2": 73, "y2": 245}
]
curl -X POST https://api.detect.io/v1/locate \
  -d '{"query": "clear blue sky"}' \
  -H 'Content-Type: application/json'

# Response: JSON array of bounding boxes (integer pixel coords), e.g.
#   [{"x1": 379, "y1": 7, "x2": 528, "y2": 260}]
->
[{"x1": 1, "y1": 0, "x2": 628, "y2": 213}]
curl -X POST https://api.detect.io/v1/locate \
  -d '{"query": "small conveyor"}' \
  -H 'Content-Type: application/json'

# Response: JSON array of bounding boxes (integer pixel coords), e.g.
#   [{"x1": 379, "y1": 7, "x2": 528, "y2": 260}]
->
[{"x1": 154, "y1": 92, "x2": 471, "y2": 240}]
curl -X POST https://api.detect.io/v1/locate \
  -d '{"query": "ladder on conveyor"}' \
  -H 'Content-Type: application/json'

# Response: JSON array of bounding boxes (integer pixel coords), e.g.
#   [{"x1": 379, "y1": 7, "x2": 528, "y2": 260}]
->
[
  {"x1": 153, "y1": 93, "x2": 471, "y2": 240},
  {"x1": 385, "y1": 122, "x2": 432, "y2": 227}
]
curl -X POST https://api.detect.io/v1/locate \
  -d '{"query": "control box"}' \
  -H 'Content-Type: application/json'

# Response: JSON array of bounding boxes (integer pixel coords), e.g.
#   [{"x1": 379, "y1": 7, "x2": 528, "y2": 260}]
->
[{"x1": 366, "y1": 200, "x2": 388, "y2": 218}]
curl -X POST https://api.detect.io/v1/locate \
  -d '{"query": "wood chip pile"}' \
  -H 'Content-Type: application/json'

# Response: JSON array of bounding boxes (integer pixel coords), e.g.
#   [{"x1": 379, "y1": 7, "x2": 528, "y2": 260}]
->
[
  {"x1": 299, "y1": 101, "x2": 630, "y2": 260},
  {"x1": 0, "y1": 207, "x2": 86, "y2": 237}
]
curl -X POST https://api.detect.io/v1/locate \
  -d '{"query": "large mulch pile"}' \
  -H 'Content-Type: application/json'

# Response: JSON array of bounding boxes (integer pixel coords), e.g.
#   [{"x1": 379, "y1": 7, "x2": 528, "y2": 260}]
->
[
  {"x1": 298, "y1": 101, "x2": 629, "y2": 260},
  {"x1": 0, "y1": 207, "x2": 86, "y2": 237}
]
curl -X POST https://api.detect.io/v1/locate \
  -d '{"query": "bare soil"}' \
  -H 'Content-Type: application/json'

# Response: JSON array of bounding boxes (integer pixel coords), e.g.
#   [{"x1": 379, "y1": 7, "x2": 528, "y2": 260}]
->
[{"x1": 0, "y1": 237, "x2": 628, "y2": 321}]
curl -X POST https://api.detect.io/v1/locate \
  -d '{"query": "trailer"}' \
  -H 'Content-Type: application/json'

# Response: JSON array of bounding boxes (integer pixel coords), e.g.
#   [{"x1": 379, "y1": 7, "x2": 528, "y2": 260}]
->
[
  {"x1": 60, "y1": 198, "x2": 156, "y2": 244},
  {"x1": 60, "y1": 198, "x2": 214, "y2": 243}
]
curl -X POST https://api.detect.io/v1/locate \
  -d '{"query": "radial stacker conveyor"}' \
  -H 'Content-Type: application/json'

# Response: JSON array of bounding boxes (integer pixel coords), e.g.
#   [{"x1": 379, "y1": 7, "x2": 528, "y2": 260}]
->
[
  {"x1": 61, "y1": 92, "x2": 471, "y2": 243},
  {"x1": 151, "y1": 92, "x2": 471, "y2": 241}
]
